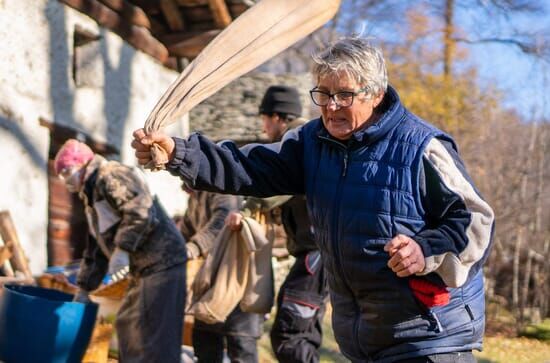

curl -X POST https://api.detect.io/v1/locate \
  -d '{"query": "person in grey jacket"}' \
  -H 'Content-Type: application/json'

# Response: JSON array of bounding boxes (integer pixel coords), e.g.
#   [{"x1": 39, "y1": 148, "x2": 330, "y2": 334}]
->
[
  {"x1": 226, "y1": 86, "x2": 328, "y2": 363},
  {"x1": 132, "y1": 36, "x2": 495, "y2": 362},
  {"x1": 54, "y1": 139, "x2": 186, "y2": 363},
  {"x1": 177, "y1": 185, "x2": 263, "y2": 363}
]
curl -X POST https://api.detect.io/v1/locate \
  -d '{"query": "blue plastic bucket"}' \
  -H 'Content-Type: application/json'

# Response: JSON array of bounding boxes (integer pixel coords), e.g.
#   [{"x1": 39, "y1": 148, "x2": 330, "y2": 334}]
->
[{"x1": 0, "y1": 284, "x2": 98, "y2": 363}]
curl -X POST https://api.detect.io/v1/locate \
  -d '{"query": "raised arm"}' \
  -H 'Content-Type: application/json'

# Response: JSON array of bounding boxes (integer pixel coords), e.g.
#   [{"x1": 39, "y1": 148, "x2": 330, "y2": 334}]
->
[{"x1": 132, "y1": 127, "x2": 307, "y2": 197}]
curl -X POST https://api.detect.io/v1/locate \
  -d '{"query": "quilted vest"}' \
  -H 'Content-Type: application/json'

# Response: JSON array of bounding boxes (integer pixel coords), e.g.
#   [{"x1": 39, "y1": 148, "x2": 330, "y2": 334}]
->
[{"x1": 302, "y1": 87, "x2": 485, "y2": 362}]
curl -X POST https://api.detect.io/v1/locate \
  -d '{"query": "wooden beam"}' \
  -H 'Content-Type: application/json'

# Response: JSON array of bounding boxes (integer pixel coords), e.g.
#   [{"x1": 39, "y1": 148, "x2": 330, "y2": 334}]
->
[
  {"x1": 39, "y1": 118, "x2": 120, "y2": 156},
  {"x1": 157, "y1": 30, "x2": 207, "y2": 46},
  {"x1": 175, "y1": 0, "x2": 208, "y2": 6},
  {"x1": 0, "y1": 242, "x2": 14, "y2": 277},
  {"x1": 127, "y1": 0, "x2": 160, "y2": 14},
  {"x1": 176, "y1": 4, "x2": 250, "y2": 23},
  {"x1": 0, "y1": 277, "x2": 35, "y2": 288},
  {"x1": 149, "y1": 16, "x2": 168, "y2": 34},
  {"x1": 0, "y1": 211, "x2": 32, "y2": 279},
  {"x1": 160, "y1": 0, "x2": 185, "y2": 31},
  {"x1": 175, "y1": 6, "x2": 212, "y2": 23},
  {"x1": 208, "y1": 0, "x2": 231, "y2": 28},
  {"x1": 229, "y1": 3, "x2": 249, "y2": 17},
  {"x1": 166, "y1": 29, "x2": 219, "y2": 58},
  {"x1": 59, "y1": 0, "x2": 169, "y2": 63},
  {"x1": 98, "y1": 0, "x2": 152, "y2": 29},
  {"x1": 0, "y1": 247, "x2": 12, "y2": 268},
  {"x1": 166, "y1": 32, "x2": 216, "y2": 58}
]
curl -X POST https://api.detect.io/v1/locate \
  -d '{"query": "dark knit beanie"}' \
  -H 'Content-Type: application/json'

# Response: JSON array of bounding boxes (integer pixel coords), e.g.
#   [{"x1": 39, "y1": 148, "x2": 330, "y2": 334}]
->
[{"x1": 259, "y1": 85, "x2": 302, "y2": 117}]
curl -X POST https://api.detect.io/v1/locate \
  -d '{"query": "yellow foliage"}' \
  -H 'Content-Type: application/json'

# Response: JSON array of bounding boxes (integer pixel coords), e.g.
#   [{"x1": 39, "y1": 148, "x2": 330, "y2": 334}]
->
[{"x1": 383, "y1": 8, "x2": 503, "y2": 146}]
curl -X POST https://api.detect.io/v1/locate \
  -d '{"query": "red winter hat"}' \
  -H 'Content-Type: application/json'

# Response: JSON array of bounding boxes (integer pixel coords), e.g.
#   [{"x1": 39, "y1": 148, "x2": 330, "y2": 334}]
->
[{"x1": 54, "y1": 139, "x2": 94, "y2": 175}]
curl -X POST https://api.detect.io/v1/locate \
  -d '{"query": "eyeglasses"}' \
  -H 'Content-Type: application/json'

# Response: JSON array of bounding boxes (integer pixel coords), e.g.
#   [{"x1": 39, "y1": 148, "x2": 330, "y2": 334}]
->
[{"x1": 309, "y1": 86, "x2": 369, "y2": 108}]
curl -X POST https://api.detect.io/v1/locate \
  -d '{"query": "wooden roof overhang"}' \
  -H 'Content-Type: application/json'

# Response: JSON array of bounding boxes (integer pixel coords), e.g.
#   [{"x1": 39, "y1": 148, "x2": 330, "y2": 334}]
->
[{"x1": 59, "y1": 0, "x2": 256, "y2": 70}]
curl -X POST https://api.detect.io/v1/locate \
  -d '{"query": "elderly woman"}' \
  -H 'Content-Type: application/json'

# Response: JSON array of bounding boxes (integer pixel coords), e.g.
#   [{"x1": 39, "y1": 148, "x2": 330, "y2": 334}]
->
[{"x1": 132, "y1": 36, "x2": 494, "y2": 363}]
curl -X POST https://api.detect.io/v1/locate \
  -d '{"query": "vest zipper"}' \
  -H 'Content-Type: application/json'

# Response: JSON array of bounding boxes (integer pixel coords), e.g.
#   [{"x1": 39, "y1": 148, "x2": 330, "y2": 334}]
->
[
  {"x1": 318, "y1": 136, "x2": 349, "y2": 176},
  {"x1": 319, "y1": 135, "x2": 362, "y2": 357},
  {"x1": 342, "y1": 152, "x2": 349, "y2": 176}
]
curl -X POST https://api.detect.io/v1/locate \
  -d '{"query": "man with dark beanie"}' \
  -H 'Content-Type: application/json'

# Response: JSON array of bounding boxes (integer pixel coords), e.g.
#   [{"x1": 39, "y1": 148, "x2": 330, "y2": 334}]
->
[{"x1": 226, "y1": 85, "x2": 329, "y2": 363}]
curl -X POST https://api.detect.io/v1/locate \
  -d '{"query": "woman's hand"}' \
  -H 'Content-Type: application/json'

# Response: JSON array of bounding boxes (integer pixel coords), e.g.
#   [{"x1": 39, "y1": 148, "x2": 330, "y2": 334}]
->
[
  {"x1": 384, "y1": 234, "x2": 426, "y2": 277},
  {"x1": 131, "y1": 128, "x2": 175, "y2": 166}
]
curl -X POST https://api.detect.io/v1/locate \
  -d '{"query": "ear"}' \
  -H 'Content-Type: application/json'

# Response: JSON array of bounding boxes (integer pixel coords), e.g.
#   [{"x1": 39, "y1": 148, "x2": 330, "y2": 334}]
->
[{"x1": 373, "y1": 92, "x2": 385, "y2": 108}]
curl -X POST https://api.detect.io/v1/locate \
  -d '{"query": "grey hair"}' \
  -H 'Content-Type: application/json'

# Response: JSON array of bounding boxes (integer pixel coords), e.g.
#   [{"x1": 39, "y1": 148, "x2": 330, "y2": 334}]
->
[{"x1": 311, "y1": 36, "x2": 388, "y2": 98}]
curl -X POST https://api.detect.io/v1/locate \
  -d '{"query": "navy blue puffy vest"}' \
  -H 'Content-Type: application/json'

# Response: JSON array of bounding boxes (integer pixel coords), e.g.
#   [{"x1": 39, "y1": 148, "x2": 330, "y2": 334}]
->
[{"x1": 301, "y1": 87, "x2": 485, "y2": 362}]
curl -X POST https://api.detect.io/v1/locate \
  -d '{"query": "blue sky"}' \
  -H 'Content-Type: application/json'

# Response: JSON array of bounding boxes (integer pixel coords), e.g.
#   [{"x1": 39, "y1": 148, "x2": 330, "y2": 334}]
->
[
  {"x1": 362, "y1": 0, "x2": 550, "y2": 121},
  {"x1": 458, "y1": 0, "x2": 550, "y2": 120},
  {"x1": 472, "y1": 42, "x2": 549, "y2": 120}
]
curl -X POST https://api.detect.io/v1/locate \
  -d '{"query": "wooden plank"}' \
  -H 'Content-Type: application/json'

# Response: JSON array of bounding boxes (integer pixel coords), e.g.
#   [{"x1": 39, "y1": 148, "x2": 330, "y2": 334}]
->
[
  {"x1": 0, "y1": 246, "x2": 12, "y2": 266},
  {"x1": 149, "y1": 16, "x2": 168, "y2": 34},
  {"x1": 160, "y1": 0, "x2": 185, "y2": 31},
  {"x1": 208, "y1": 0, "x2": 231, "y2": 28},
  {"x1": 81, "y1": 322, "x2": 114, "y2": 363},
  {"x1": 98, "y1": 0, "x2": 152, "y2": 29},
  {"x1": 59, "y1": 0, "x2": 169, "y2": 63},
  {"x1": 0, "y1": 277, "x2": 35, "y2": 288},
  {"x1": 127, "y1": 0, "x2": 160, "y2": 14},
  {"x1": 0, "y1": 245, "x2": 14, "y2": 278},
  {"x1": 175, "y1": 0, "x2": 208, "y2": 6},
  {"x1": 180, "y1": 3, "x2": 248, "y2": 23},
  {"x1": 187, "y1": 21, "x2": 216, "y2": 32},
  {"x1": 0, "y1": 211, "x2": 32, "y2": 279},
  {"x1": 228, "y1": 3, "x2": 248, "y2": 17},
  {"x1": 166, "y1": 29, "x2": 220, "y2": 58},
  {"x1": 0, "y1": 237, "x2": 14, "y2": 277},
  {"x1": 39, "y1": 118, "x2": 119, "y2": 156},
  {"x1": 179, "y1": 5, "x2": 213, "y2": 23},
  {"x1": 157, "y1": 30, "x2": 210, "y2": 45}
]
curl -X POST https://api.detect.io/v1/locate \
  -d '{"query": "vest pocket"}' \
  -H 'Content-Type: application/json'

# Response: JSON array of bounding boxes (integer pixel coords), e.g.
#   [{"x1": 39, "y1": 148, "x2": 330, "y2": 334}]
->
[{"x1": 356, "y1": 295, "x2": 440, "y2": 352}]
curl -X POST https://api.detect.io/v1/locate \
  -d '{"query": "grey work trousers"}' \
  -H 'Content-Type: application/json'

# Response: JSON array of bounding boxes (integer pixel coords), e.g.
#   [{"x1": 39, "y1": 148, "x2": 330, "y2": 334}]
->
[{"x1": 115, "y1": 264, "x2": 186, "y2": 363}]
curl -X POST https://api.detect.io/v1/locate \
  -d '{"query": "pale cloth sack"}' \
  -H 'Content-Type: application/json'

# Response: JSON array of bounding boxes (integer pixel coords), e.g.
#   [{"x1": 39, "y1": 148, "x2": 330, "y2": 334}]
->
[{"x1": 190, "y1": 217, "x2": 274, "y2": 324}]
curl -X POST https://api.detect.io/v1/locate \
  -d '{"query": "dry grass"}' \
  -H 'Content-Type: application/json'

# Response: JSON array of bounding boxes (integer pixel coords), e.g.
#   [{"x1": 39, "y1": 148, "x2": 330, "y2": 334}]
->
[{"x1": 475, "y1": 336, "x2": 550, "y2": 363}]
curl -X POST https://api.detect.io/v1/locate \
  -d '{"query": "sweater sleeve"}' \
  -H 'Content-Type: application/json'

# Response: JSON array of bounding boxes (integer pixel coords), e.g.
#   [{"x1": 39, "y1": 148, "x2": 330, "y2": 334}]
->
[
  {"x1": 76, "y1": 234, "x2": 109, "y2": 291},
  {"x1": 414, "y1": 137, "x2": 495, "y2": 287},
  {"x1": 165, "y1": 126, "x2": 307, "y2": 197}
]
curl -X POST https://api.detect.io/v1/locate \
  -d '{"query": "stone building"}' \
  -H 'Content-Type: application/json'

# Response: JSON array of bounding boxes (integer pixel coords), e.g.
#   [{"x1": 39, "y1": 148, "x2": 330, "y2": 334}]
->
[
  {"x1": 0, "y1": 0, "x2": 264, "y2": 273},
  {"x1": 0, "y1": 0, "x2": 315, "y2": 275}
]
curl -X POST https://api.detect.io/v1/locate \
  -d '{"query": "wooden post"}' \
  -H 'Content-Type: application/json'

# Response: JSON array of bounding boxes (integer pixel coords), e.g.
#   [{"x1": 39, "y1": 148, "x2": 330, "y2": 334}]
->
[
  {"x1": 0, "y1": 243, "x2": 14, "y2": 277},
  {"x1": 0, "y1": 211, "x2": 32, "y2": 279}
]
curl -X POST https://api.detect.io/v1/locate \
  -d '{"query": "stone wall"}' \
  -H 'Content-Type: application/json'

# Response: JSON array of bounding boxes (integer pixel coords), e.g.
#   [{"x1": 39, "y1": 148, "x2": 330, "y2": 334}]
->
[{"x1": 189, "y1": 72, "x2": 317, "y2": 142}]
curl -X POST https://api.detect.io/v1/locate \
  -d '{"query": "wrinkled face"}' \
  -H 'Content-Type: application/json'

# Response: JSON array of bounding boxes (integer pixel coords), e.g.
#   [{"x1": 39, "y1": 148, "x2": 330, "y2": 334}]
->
[
  {"x1": 59, "y1": 166, "x2": 85, "y2": 193},
  {"x1": 317, "y1": 71, "x2": 383, "y2": 141},
  {"x1": 261, "y1": 114, "x2": 288, "y2": 142}
]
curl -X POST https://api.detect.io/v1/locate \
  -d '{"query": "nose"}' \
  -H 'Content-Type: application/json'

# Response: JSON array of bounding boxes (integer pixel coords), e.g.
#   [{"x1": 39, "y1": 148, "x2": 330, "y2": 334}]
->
[{"x1": 326, "y1": 97, "x2": 340, "y2": 111}]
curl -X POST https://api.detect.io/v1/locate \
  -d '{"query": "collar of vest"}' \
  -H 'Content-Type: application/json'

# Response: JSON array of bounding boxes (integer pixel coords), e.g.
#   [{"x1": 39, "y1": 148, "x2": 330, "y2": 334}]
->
[
  {"x1": 317, "y1": 85, "x2": 405, "y2": 147},
  {"x1": 352, "y1": 85, "x2": 404, "y2": 144}
]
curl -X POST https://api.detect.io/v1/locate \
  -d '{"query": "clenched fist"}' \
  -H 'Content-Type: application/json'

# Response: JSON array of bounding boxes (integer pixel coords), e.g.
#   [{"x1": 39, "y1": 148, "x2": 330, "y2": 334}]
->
[
  {"x1": 131, "y1": 128, "x2": 175, "y2": 167},
  {"x1": 384, "y1": 234, "x2": 426, "y2": 277}
]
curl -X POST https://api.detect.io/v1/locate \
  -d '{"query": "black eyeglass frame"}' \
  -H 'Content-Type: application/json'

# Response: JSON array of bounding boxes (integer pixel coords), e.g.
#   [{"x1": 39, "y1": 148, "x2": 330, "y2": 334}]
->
[{"x1": 309, "y1": 86, "x2": 370, "y2": 108}]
